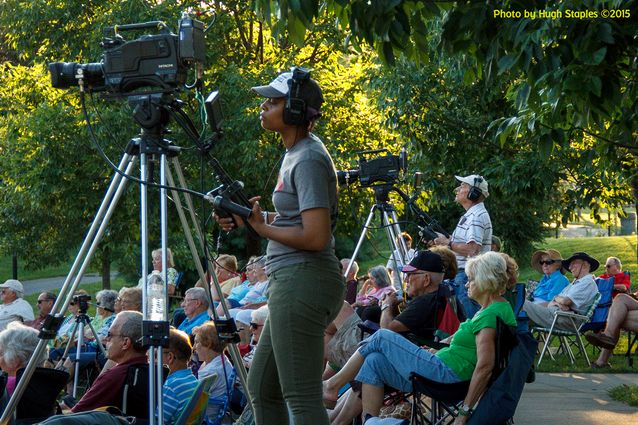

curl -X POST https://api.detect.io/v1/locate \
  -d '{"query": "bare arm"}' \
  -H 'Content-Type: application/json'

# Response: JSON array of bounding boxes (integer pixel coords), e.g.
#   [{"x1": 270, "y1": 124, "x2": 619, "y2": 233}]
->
[{"x1": 456, "y1": 327, "x2": 496, "y2": 423}]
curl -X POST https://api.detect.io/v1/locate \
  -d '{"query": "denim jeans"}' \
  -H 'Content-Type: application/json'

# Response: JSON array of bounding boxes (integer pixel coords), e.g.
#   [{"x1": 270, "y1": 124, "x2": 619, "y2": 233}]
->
[
  {"x1": 452, "y1": 270, "x2": 480, "y2": 319},
  {"x1": 356, "y1": 329, "x2": 461, "y2": 392},
  {"x1": 247, "y1": 259, "x2": 344, "y2": 425}
]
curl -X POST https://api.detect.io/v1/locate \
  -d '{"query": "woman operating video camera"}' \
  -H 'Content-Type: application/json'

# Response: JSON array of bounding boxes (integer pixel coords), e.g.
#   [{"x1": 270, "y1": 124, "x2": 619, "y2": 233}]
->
[{"x1": 214, "y1": 68, "x2": 344, "y2": 425}]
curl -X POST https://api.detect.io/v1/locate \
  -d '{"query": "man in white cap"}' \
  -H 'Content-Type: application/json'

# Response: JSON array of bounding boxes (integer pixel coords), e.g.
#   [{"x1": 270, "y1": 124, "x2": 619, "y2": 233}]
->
[
  {"x1": 0, "y1": 279, "x2": 35, "y2": 331},
  {"x1": 433, "y1": 174, "x2": 492, "y2": 319}
]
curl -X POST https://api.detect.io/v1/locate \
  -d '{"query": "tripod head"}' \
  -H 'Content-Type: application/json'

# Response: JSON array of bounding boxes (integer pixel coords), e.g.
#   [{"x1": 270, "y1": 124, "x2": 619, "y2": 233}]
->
[
  {"x1": 129, "y1": 93, "x2": 181, "y2": 157},
  {"x1": 72, "y1": 294, "x2": 92, "y2": 315}
]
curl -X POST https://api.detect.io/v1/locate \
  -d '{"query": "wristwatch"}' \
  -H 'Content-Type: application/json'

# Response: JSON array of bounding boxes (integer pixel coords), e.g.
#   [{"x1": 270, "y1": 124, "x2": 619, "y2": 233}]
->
[
  {"x1": 458, "y1": 403, "x2": 473, "y2": 417},
  {"x1": 381, "y1": 303, "x2": 390, "y2": 312}
]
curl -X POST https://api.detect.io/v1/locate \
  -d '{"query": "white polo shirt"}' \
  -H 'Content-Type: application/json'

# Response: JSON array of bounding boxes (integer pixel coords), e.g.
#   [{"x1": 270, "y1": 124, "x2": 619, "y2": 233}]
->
[{"x1": 450, "y1": 202, "x2": 492, "y2": 268}]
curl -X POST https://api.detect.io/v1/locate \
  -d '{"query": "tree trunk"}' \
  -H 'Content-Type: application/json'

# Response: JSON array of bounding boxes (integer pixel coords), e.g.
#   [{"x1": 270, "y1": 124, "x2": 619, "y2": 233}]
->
[
  {"x1": 102, "y1": 246, "x2": 111, "y2": 289},
  {"x1": 631, "y1": 176, "x2": 638, "y2": 266}
]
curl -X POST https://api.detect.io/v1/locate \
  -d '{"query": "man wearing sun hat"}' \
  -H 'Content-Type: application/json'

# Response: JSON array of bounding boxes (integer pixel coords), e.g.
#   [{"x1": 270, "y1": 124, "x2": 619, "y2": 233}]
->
[
  {"x1": 433, "y1": 174, "x2": 492, "y2": 319},
  {"x1": 523, "y1": 251, "x2": 599, "y2": 330},
  {"x1": 0, "y1": 279, "x2": 35, "y2": 331},
  {"x1": 529, "y1": 249, "x2": 570, "y2": 305}
]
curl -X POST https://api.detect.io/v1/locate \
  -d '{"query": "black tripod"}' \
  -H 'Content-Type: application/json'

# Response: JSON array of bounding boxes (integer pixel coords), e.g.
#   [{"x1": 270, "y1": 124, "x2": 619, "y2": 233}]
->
[
  {"x1": 55, "y1": 302, "x2": 106, "y2": 398},
  {"x1": 344, "y1": 185, "x2": 410, "y2": 296}
]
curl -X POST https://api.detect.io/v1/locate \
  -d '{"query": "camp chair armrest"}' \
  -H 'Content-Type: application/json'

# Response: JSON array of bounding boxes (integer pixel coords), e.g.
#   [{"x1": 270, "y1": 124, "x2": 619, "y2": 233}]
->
[{"x1": 554, "y1": 310, "x2": 588, "y2": 321}]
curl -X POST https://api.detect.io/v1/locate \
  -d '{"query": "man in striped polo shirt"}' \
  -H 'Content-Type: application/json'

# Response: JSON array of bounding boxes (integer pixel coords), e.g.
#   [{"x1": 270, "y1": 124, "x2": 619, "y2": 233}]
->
[
  {"x1": 162, "y1": 328, "x2": 199, "y2": 425},
  {"x1": 434, "y1": 174, "x2": 492, "y2": 319}
]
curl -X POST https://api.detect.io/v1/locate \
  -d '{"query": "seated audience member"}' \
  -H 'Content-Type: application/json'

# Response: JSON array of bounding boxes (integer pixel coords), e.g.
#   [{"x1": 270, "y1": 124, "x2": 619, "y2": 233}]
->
[
  {"x1": 0, "y1": 279, "x2": 35, "y2": 331},
  {"x1": 25, "y1": 292, "x2": 56, "y2": 330},
  {"x1": 115, "y1": 287, "x2": 143, "y2": 313},
  {"x1": 491, "y1": 235, "x2": 502, "y2": 252},
  {"x1": 353, "y1": 266, "x2": 396, "y2": 323},
  {"x1": 162, "y1": 328, "x2": 199, "y2": 425},
  {"x1": 243, "y1": 306, "x2": 268, "y2": 369},
  {"x1": 193, "y1": 322, "x2": 235, "y2": 421},
  {"x1": 341, "y1": 258, "x2": 359, "y2": 305},
  {"x1": 386, "y1": 232, "x2": 416, "y2": 296},
  {"x1": 216, "y1": 256, "x2": 258, "y2": 313},
  {"x1": 71, "y1": 311, "x2": 147, "y2": 413},
  {"x1": 214, "y1": 254, "x2": 243, "y2": 301},
  {"x1": 138, "y1": 248, "x2": 179, "y2": 296},
  {"x1": 0, "y1": 322, "x2": 48, "y2": 395},
  {"x1": 323, "y1": 251, "x2": 516, "y2": 420},
  {"x1": 529, "y1": 249, "x2": 570, "y2": 305},
  {"x1": 599, "y1": 256, "x2": 631, "y2": 298},
  {"x1": 231, "y1": 262, "x2": 269, "y2": 333},
  {"x1": 524, "y1": 252, "x2": 599, "y2": 331},
  {"x1": 178, "y1": 288, "x2": 210, "y2": 335},
  {"x1": 586, "y1": 290, "x2": 638, "y2": 368},
  {"x1": 380, "y1": 250, "x2": 448, "y2": 340}
]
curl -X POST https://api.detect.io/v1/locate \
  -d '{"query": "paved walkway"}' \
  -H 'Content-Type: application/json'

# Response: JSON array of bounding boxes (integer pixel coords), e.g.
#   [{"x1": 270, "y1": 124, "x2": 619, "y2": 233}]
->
[
  {"x1": 515, "y1": 373, "x2": 638, "y2": 424},
  {"x1": 21, "y1": 273, "x2": 117, "y2": 295}
]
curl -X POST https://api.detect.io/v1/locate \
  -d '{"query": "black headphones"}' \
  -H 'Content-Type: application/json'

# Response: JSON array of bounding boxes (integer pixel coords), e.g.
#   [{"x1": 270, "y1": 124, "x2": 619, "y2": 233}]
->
[
  {"x1": 283, "y1": 67, "x2": 311, "y2": 126},
  {"x1": 467, "y1": 176, "x2": 484, "y2": 201}
]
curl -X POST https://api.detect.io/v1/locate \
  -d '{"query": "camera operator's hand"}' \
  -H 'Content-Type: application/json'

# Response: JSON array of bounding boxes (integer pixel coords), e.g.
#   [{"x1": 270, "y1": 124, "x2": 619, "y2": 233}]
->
[{"x1": 213, "y1": 196, "x2": 265, "y2": 232}]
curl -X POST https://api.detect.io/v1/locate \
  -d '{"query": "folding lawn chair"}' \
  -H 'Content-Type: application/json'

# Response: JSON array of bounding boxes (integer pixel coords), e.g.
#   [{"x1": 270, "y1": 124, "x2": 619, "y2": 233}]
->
[{"x1": 533, "y1": 292, "x2": 601, "y2": 367}]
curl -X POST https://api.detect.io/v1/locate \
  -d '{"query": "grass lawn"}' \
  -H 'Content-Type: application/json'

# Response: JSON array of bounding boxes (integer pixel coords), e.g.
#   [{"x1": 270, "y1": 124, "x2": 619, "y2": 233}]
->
[{"x1": 534, "y1": 329, "x2": 638, "y2": 373}]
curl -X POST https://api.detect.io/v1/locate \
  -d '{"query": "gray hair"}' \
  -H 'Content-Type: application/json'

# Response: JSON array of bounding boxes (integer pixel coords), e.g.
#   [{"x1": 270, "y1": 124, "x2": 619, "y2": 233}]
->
[
  {"x1": 251, "y1": 305, "x2": 269, "y2": 325},
  {"x1": 341, "y1": 258, "x2": 359, "y2": 276},
  {"x1": 96, "y1": 289, "x2": 118, "y2": 312},
  {"x1": 117, "y1": 311, "x2": 145, "y2": 353},
  {"x1": 0, "y1": 322, "x2": 47, "y2": 369},
  {"x1": 606, "y1": 256, "x2": 622, "y2": 270},
  {"x1": 368, "y1": 265, "x2": 392, "y2": 288},
  {"x1": 185, "y1": 287, "x2": 210, "y2": 309}
]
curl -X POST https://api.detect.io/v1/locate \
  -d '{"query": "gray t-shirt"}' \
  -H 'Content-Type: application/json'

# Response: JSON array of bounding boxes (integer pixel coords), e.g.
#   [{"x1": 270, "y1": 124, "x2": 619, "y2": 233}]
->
[{"x1": 266, "y1": 134, "x2": 339, "y2": 274}]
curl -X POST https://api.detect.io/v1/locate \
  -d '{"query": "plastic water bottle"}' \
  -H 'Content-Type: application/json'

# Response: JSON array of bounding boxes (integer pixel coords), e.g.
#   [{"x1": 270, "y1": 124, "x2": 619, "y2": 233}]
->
[{"x1": 147, "y1": 271, "x2": 166, "y2": 321}]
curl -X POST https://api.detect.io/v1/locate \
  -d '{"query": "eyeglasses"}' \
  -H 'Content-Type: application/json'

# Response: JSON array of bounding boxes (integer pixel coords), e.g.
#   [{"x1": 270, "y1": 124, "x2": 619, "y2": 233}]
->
[
  {"x1": 539, "y1": 260, "x2": 556, "y2": 266},
  {"x1": 37, "y1": 299, "x2": 51, "y2": 304},
  {"x1": 405, "y1": 272, "x2": 428, "y2": 278},
  {"x1": 107, "y1": 331, "x2": 125, "y2": 339},
  {"x1": 249, "y1": 323, "x2": 263, "y2": 330}
]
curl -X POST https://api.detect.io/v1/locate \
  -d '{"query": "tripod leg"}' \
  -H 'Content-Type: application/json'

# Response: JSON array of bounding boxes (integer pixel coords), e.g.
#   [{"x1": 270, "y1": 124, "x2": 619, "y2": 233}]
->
[
  {"x1": 345, "y1": 206, "x2": 378, "y2": 277},
  {"x1": 72, "y1": 321, "x2": 86, "y2": 398},
  {"x1": 166, "y1": 158, "x2": 253, "y2": 413},
  {"x1": 382, "y1": 209, "x2": 409, "y2": 296}
]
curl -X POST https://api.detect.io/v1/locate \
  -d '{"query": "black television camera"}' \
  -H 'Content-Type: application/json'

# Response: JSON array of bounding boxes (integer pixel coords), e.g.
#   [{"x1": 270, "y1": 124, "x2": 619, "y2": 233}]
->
[
  {"x1": 72, "y1": 294, "x2": 92, "y2": 313},
  {"x1": 49, "y1": 12, "x2": 205, "y2": 95},
  {"x1": 337, "y1": 148, "x2": 407, "y2": 187}
]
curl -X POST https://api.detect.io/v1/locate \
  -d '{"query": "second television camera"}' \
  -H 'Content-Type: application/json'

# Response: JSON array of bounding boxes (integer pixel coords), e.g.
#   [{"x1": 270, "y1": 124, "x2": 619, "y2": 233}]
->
[
  {"x1": 72, "y1": 294, "x2": 92, "y2": 313},
  {"x1": 49, "y1": 12, "x2": 205, "y2": 95},
  {"x1": 337, "y1": 149, "x2": 407, "y2": 187}
]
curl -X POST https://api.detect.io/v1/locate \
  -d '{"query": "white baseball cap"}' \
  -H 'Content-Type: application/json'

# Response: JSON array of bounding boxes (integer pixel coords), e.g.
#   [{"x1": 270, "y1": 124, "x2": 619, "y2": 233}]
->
[
  {"x1": 455, "y1": 174, "x2": 489, "y2": 198},
  {"x1": 0, "y1": 279, "x2": 24, "y2": 294}
]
